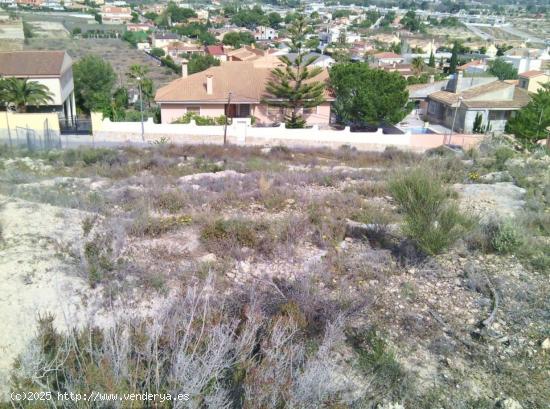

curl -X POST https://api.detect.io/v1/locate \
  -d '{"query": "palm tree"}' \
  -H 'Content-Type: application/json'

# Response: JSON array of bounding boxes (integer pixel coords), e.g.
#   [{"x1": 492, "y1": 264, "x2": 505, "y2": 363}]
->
[
  {"x1": 126, "y1": 64, "x2": 153, "y2": 107},
  {"x1": 411, "y1": 56, "x2": 425, "y2": 76},
  {"x1": 0, "y1": 77, "x2": 53, "y2": 112}
]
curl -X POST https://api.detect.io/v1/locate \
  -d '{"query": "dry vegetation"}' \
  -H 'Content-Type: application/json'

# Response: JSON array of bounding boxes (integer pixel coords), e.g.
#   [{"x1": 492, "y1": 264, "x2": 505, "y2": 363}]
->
[{"x1": 0, "y1": 140, "x2": 548, "y2": 408}]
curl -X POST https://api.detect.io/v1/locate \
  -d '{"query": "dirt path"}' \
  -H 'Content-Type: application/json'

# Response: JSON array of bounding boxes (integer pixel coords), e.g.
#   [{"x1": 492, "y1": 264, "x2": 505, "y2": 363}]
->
[{"x1": 0, "y1": 196, "x2": 89, "y2": 394}]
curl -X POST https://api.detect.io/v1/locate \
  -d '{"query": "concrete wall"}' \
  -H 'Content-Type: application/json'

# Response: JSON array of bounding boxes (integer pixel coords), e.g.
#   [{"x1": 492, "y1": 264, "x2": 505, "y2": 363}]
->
[
  {"x1": 0, "y1": 111, "x2": 60, "y2": 132},
  {"x1": 91, "y1": 115, "x2": 482, "y2": 152}
]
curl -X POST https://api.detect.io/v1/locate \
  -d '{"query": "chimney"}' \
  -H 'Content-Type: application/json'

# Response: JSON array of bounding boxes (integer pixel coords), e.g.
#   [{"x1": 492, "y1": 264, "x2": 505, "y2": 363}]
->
[
  {"x1": 181, "y1": 59, "x2": 188, "y2": 78},
  {"x1": 454, "y1": 69, "x2": 463, "y2": 93},
  {"x1": 206, "y1": 74, "x2": 213, "y2": 95}
]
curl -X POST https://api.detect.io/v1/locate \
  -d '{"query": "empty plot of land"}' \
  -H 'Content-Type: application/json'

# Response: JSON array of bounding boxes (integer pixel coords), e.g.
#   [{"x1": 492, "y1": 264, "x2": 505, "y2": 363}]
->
[
  {"x1": 26, "y1": 21, "x2": 70, "y2": 38},
  {"x1": 0, "y1": 21, "x2": 24, "y2": 40},
  {"x1": 24, "y1": 38, "x2": 178, "y2": 89}
]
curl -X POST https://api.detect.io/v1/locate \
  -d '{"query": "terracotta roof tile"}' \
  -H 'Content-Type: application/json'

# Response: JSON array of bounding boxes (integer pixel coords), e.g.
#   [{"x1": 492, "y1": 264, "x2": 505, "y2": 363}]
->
[
  {"x1": 0, "y1": 50, "x2": 69, "y2": 76},
  {"x1": 205, "y1": 45, "x2": 225, "y2": 55},
  {"x1": 373, "y1": 52, "x2": 402, "y2": 59},
  {"x1": 519, "y1": 70, "x2": 545, "y2": 78},
  {"x1": 155, "y1": 61, "x2": 331, "y2": 103},
  {"x1": 428, "y1": 81, "x2": 531, "y2": 109}
]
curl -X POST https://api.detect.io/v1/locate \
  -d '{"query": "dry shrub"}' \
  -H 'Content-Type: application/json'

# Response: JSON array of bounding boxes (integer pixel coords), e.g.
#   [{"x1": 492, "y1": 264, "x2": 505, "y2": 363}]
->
[{"x1": 11, "y1": 278, "x2": 366, "y2": 408}]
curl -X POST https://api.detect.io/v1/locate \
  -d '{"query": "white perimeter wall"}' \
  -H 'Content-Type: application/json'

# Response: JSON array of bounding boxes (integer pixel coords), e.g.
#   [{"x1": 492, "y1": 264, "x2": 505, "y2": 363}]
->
[{"x1": 91, "y1": 115, "x2": 482, "y2": 152}]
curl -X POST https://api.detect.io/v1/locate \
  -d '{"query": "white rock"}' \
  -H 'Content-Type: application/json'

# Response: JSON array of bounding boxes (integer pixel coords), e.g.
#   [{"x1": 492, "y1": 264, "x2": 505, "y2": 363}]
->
[
  {"x1": 199, "y1": 253, "x2": 217, "y2": 264},
  {"x1": 541, "y1": 338, "x2": 550, "y2": 350}
]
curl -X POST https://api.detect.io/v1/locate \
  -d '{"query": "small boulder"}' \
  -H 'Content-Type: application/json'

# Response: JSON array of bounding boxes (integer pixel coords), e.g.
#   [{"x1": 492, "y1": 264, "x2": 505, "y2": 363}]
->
[
  {"x1": 199, "y1": 253, "x2": 217, "y2": 264},
  {"x1": 541, "y1": 338, "x2": 550, "y2": 350},
  {"x1": 479, "y1": 171, "x2": 512, "y2": 183},
  {"x1": 496, "y1": 398, "x2": 523, "y2": 409}
]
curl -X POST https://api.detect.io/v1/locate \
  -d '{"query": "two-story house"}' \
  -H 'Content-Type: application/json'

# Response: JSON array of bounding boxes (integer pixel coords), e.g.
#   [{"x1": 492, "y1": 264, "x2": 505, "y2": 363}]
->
[{"x1": 0, "y1": 50, "x2": 76, "y2": 124}]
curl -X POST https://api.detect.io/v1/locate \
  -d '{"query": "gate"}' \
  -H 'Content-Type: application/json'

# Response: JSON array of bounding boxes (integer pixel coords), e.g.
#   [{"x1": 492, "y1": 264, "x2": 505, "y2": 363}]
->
[{"x1": 59, "y1": 116, "x2": 93, "y2": 135}]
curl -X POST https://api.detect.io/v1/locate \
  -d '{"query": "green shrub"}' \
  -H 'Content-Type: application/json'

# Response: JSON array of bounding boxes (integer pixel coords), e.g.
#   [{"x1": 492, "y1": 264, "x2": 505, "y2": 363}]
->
[
  {"x1": 488, "y1": 220, "x2": 523, "y2": 254},
  {"x1": 130, "y1": 213, "x2": 192, "y2": 237},
  {"x1": 172, "y1": 112, "x2": 228, "y2": 126},
  {"x1": 83, "y1": 233, "x2": 115, "y2": 287},
  {"x1": 200, "y1": 218, "x2": 277, "y2": 257},
  {"x1": 493, "y1": 146, "x2": 515, "y2": 171},
  {"x1": 389, "y1": 167, "x2": 470, "y2": 254}
]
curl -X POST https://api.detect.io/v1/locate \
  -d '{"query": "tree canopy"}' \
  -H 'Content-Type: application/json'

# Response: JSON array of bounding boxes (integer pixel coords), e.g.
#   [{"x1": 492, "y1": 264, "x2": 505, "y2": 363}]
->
[
  {"x1": 329, "y1": 63, "x2": 411, "y2": 126},
  {"x1": 73, "y1": 55, "x2": 116, "y2": 113},
  {"x1": 401, "y1": 10, "x2": 424, "y2": 32},
  {"x1": 488, "y1": 58, "x2": 518, "y2": 81},
  {"x1": 186, "y1": 54, "x2": 221, "y2": 75},
  {"x1": 222, "y1": 31, "x2": 255, "y2": 48},
  {"x1": 0, "y1": 77, "x2": 53, "y2": 112},
  {"x1": 506, "y1": 83, "x2": 550, "y2": 150},
  {"x1": 263, "y1": 15, "x2": 325, "y2": 128},
  {"x1": 166, "y1": 2, "x2": 197, "y2": 23}
]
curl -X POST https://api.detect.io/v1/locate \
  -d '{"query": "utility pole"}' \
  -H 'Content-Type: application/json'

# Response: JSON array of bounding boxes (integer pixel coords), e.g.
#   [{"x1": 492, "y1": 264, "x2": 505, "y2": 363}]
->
[
  {"x1": 449, "y1": 96, "x2": 463, "y2": 144},
  {"x1": 4, "y1": 104, "x2": 12, "y2": 148},
  {"x1": 223, "y1": 92, "x2": 232, "y2": 146},
  {"x1": 137, "y1": 77, "x2": 145, "y2": 142}
]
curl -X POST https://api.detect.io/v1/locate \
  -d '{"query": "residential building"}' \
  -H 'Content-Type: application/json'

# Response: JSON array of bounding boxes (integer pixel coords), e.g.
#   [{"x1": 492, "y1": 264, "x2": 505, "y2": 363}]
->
[
  {"x1": 226, "y1": 45, "x2": 266, "y2": 62},
  {"x1": 426, "y1": 71, "x2": 531, "y2": 133},
  {"x1": 503, "y1": 47, "x2": 549, "y2": 74},
  {"x1": 0, "y1": 51, "x2": 76, "y2": 123},
  {"x1": 518, "y1": 70, "x2": 550, "y2": 93},
  {"x1": 372, "y1": 52, "x2": 404, "y2": 65},
  {"x1": 155, "y1": 60, "x2": 333, "y2": 126},
  {"x1": 458, "y1": 59, "x2": 490, "y2": 75},
  {"x1": 100, "y1": 5, "x2": 132, "y2": 24},
  {"x1": 205, "y1": 45, "x2": 227, "y2": 62},
  {"x1": 152, "y1": 32, "x2": 179, "y2": 49},
  {"x1": 254, "y1": 26, "x2": 277, "y2": 41},
  {"x1": 126, "y1": 22, "x2": 154, "y2": 32},
  {"x1": 16, "y1": 0, "x2": 44, "y2": 6},
  {"x1": 166, "y1": 42, "x2": 204, "y2": 60},
  {"x1": 407, "y1": 77, "x2": 449, "y2": 116},
  {"x1": 375, "y1": 63, "x2": 415, "y2": 78}
]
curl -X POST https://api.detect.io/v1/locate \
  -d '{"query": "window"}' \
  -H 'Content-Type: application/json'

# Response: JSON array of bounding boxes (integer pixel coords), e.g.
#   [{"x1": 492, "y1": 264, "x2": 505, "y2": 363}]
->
[
  {"x1": 238, "y1": 104, "x2": 251, "y2": 117},
  {"x1": 519, "y1": 79, "x2": 528, "y2": 89},
  {"x1": 186, "y1": 106, "x2": 200, "y2": 115}
]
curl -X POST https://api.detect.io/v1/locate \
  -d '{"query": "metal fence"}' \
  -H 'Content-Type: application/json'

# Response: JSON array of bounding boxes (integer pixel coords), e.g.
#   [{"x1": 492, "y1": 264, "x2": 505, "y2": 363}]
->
[{"x1": 0, "y1": 119, "x2": 62, "y2": 152}]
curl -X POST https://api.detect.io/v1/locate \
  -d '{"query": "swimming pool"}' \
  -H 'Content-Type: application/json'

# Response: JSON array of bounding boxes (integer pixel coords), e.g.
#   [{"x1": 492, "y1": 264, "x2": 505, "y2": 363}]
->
[{"x1": 409, "y1": 127, "x2": 436, "y2": 134}]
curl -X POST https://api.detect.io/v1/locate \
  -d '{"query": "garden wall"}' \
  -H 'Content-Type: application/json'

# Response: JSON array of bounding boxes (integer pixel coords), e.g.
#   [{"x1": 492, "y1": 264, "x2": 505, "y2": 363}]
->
[{"x1": 90, "y1": 113, "x2": 482, "y2": 152}]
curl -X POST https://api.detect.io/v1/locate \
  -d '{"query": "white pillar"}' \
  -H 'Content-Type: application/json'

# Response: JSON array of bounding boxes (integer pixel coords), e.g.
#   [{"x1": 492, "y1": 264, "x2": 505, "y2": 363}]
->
[{"x1": 70, "y1": 92, "x2": 76, "y2": 124}]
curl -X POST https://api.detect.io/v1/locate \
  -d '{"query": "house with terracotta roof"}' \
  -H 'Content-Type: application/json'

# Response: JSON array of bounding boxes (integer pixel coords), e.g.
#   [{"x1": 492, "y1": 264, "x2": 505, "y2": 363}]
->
[
  {"x1": 372, "y1": 52, "x2": 404, "y2": 66},
  {"x1": 166, "y1": 42, "x2": 204, "y2": 60},
  {"x1": 100, "y1": 5, "x2": 132, "y2": 24},
  {"x1": 518, "y1": 70, "x2": 550, "y2": 93},
  {"x1": 458, "y1": 59, "x2": 489, "y2": 75},
  {"x1": 0, "y1": 50, "x2": 76, "y2": 123},
  {"x1": 152, "y1": 33, "x2": 180, "y2": 49},
  {"x1": 154, "y1": 59, "x2": 334, "y2": 126},
  {"x1": 226, "y1": 46, "x2": 266, "y2": 62},
  {"x1": 205, "y1": 45, "x2": 227, "y2": 62},
  {"x1": 427, "y1": 71, "x2": 531, "y2": 133}
]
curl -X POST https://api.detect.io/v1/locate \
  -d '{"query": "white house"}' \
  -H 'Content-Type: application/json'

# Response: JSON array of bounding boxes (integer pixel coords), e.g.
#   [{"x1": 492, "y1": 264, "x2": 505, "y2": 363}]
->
[
  {"x1": 254, "y1": 26, "x2": 277, "y2": 41},
  {"x1": 0, "y1": 50, "x2": 76, "y2": 123}
]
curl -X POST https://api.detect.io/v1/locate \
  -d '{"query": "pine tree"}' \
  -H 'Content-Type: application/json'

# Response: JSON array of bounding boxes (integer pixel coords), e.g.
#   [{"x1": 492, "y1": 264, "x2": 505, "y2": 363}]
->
[
  {"x1": 472, "y1": 112, "x2": 484, "y2": 134},
  {"x1": 428, "y1": 51, "x2": 435, "y2": 68},
  {"x1": 263, "y1": 15, "x2": 325, "y2": 128},
  {"x1": 449, "y1": 42, "x2": 459, "y2": 74}
]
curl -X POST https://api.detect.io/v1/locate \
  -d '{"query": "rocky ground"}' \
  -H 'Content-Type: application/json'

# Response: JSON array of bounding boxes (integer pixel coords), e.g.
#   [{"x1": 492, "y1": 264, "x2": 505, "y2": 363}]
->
[{"x1": 0, "y1": 143, "x2": 548, "y2": 407}]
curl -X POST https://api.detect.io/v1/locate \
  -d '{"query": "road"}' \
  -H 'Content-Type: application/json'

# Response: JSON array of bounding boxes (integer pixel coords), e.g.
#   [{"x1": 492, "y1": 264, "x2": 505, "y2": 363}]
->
[
  {"x1": 464, "y1": 24, "x2": 493, "y2": 41},
  {"x1": 498, "y1": 25, "x2": 545, "y2": 45}
]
